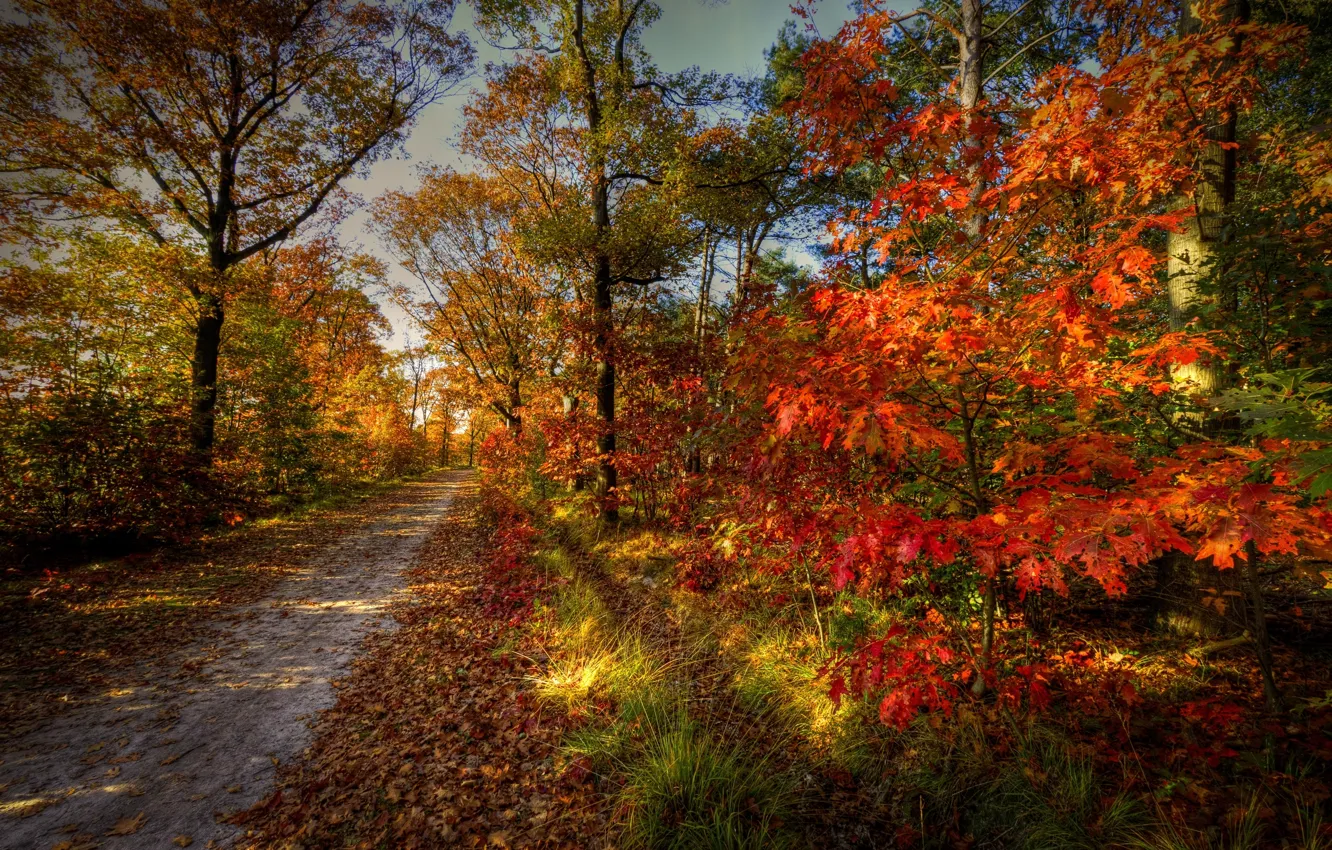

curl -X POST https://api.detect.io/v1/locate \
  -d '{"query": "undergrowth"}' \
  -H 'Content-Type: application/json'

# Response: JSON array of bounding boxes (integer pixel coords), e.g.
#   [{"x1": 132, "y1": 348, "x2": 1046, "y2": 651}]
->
[{"x1": 511, "y1": 486, "x2": 1332, "y2": 849}]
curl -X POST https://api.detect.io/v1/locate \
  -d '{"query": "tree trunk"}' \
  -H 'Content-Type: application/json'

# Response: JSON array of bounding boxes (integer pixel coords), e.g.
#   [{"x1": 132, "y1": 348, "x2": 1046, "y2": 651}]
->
[
  {"x1": 688, "y1": 233, "x2": 716, "y2": 476},
  {"x1": 694, "y1": 230, "x2": 714, "y2": 353},
  {"x1": 1243, "y1": 541, "x2": 1283, "y2": 712},
  {"x1": 972, "y1": 579, "x2": 996, "y2": 696},
  {"x1": 1155, "y1": 0, "x2": 1250, "y2": 636},
  {"x1": 735, "y1": 228, "x2": 746, "y2": 305},
  {"x1": 190, "y1": 293, "x2": 224, "y2": 457},
  {"x1": 562, "y1": 394, "x2": 587, "y2": 491},
  {"x1": 954, "y1": 0, "x2": 997, "y2": 697},
  {"x1": 958, "y1": 0, "x2": 987, "y2": 241},
  {"x1": 1168, "y1": 0, "x2": 1247, "y2": 401},
  {"x1": 506, "y1": 379, "x2": 522, "y2": 431},
  {"x1": 570, "y1": 0, "x2": 617, "y2": 522},
  {"x1": 594, "y1": 248, "x2": 618, "y2": 522}
]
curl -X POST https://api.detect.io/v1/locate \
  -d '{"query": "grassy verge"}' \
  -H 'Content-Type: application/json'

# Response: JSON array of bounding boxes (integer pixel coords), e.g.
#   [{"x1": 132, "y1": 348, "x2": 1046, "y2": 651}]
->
[
  {"x1": 518, "y1": 501, "x2": 802, "y2": 849},
  {"x1": 516, "y1": 490, "x2": 1332, "y2": 850}
]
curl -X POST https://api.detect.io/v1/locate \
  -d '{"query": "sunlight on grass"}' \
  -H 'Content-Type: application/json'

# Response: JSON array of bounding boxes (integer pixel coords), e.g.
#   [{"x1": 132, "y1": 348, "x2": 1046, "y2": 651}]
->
[
  {"x1": 521, "y1": 522, "x2": 805, "y2": 849},
  {"x1": 529, "y1": 571, "x2": 679, "y2": 719},
  {"x1": 532, "y1": 546, "x2": 576, "y2": 579},
  {"x1": 728, "y1": 626, "x2": 870, "y2": 766},
  {"x1": 533, "y1": 649, "x2": 616, "y2": 712}
]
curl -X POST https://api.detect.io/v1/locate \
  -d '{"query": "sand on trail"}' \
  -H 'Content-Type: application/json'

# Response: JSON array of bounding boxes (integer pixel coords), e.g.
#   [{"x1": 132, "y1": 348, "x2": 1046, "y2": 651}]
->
[{"x1": 0, "y1": 471, "x2": 470, "y2": 849}]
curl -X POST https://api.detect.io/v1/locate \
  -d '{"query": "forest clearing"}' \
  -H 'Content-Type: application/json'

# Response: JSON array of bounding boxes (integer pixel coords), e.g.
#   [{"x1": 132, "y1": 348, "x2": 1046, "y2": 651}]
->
[{"x1": 2, "y1": 0, "x2": 1332, "y2": 847}]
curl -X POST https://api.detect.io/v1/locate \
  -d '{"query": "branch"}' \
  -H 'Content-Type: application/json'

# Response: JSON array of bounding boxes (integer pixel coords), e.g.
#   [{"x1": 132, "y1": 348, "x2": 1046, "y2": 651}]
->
[
  {"x1": 696, "y1": 167, "x2": 794, "y2": 190},
  {"x1": 985, "y1": 0, "x2": 1041, "y2": 39},
  {"x1": 981, "y1": 28, "x2": 1061, "y2": 89},
  {"x1": 608, "y1": 171, "x2": 663, "y2": 185},
  {"x1": 612, "y1": 272, "x2": 668, "y2": 286},
  {"x1": 1187, "y1": 632, "x2": 1251, "y2": 659},
  {"x1": 891, "y1": 14, "x2": 950, "y2": 79}
]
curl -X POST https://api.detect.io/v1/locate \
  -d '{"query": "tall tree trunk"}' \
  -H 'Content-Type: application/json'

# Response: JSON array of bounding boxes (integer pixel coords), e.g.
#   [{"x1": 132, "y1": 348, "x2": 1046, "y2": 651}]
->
[
  {"x1": 572, "y1": 0, "x2": 617, "y2": 523},
  {"x1": 694, "y1": 230, "x2": 714, "y2": 353},
  {"x1": 191, "y1": 149, "x2": 238, "y2": 462},
  {"x1": 190, "y1": 292, "x2": 224, "y2": 457},
  {"x1": 1156, "y1": 0, "x2": 1251, "y2": 639},
  {"x1": 594, "y1": 246, "x2": 618, "y2": 521},
  {"x1": 1167, "y1": 1, "x2": 1245, "y2": 402},
  {"x1": 734, "y1": 228, "x2": 747, "y2": 305},
  {"x1": 688, "y1": 232, "x2": 716, "y2": 475},
  {"x1": 958, "y1": 0, "x2": 987, "y2": 242},
  {"x1": 952, "y1": 0, "x2": 998, "y2": 696}
]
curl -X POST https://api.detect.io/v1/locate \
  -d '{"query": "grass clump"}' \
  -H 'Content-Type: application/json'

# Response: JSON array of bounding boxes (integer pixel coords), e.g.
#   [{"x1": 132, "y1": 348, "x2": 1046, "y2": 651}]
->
[
  {"x1": 621, "y1": 718, "x2": 799, "y2": 850},
  {"x1": 901, "y1": 718, "x2": 1148, "y2": 849}
]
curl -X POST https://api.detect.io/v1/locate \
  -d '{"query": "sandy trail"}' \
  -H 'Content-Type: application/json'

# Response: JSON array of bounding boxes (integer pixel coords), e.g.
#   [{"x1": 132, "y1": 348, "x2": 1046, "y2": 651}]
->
[{"x1": 0, "y1": 471, "x2": 469, "y2": 850}]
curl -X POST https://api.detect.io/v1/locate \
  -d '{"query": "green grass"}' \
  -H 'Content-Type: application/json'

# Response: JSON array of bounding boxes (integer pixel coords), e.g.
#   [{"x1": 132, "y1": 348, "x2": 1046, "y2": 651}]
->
[
  {"x1": 523, "y1": 530, "x2": 800, "y2": 849},
  {"x1": 526, "y1": 490, "x2": 1331, "y2": 850},
  {"x1": 621, "y1": 719, "x2": 799, "y2": 850},
  {"x1": 897, "y1": 718, "x2": 1149, "y2": 850}
]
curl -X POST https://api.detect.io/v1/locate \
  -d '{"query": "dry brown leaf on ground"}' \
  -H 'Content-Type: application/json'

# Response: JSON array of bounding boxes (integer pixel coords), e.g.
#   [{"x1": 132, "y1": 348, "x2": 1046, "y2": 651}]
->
[{"x1": 106, "y1": 811, "x2": 146, "y2": 835}]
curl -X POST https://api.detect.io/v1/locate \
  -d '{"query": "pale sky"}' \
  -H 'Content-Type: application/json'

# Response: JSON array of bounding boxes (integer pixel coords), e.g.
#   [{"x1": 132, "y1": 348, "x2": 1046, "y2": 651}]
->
[{"x1": 343, "y1": 0, "x2": 861, "y2": 348}]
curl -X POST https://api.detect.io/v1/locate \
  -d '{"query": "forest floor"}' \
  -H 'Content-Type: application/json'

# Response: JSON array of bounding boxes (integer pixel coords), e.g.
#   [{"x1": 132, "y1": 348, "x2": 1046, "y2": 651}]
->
[
  {"x1": 0, "y1": 470, "x2": 471, "y2": 850},
  {"x1": 5, "y1": 476, "x2": 1329, "y2": 850}
]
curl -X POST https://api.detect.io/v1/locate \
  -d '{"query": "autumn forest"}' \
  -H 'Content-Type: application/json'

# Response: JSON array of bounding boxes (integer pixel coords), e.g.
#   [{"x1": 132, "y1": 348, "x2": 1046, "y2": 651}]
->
[{"x1": 2, "y1": 0, "x2": 1332, "y2": 847}]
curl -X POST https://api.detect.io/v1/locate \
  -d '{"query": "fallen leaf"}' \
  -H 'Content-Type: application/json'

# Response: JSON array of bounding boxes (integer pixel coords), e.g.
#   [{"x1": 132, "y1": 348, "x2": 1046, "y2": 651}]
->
[
  {"x1": 172, "y1": 836, "x2": 193, "y2": 847},
  {"x1": 15, "y1": 798, "x2": 58, "y2": 818},
  {"x1": 106, "y1": 812, "x2": 146, "y2": 836}
]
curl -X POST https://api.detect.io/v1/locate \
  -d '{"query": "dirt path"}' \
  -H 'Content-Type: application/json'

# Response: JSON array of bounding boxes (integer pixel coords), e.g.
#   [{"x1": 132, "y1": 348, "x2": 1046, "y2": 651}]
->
[{"x1": 0, "y1": 471, "x2": 471, "y2": 850}]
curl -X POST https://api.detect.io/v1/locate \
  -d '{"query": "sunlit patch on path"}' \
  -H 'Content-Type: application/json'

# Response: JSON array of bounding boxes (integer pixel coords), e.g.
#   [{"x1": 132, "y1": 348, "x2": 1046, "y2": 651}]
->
[{"x1": 0, "y1": 471, "x2": 471, "y2": 849}]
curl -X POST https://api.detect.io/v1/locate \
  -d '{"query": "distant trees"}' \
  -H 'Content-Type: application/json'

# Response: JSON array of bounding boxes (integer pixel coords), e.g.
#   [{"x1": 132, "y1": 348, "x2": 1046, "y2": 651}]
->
[
  {"x1": 374, "y1": 170, "x2": 565, "y2": 432},
  {"x1": 0, "y1": 235, "x2": 439, "y2": 551}
]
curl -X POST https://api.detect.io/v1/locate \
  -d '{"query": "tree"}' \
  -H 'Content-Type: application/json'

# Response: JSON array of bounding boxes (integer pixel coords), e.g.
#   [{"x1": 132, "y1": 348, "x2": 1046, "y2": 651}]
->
[
  {"x1": 726, "y1": 0, "x2": 1317, "y2": 719},
  {"x1": 374, "y1": 169, "x2": 565, "y2": 432},
  {"x1": 467, "y1": 0, "x2": 704, "y2": 521},
  {"x1": 0, "y1": 0, "x2": 471, "y2": 458},
  {"x1": 1165, "y1": 0, "x2": 1248, "y2": 394}
]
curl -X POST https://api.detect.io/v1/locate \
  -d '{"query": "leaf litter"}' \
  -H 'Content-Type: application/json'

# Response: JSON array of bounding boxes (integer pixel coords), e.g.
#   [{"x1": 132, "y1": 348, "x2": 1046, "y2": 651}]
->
[{"x1": 236, "y1": 483, "x2": 605, "y2": 849}]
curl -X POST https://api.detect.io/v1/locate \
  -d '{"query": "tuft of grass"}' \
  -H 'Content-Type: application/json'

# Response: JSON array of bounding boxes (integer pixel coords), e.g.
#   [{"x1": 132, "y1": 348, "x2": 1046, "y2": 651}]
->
[
  {"x1": 902, "y1": 718, "x2": 1147, "y2": 850},
  {"x1": 621, "y1": 719, "x2": 799, "y2": 850},
  {"x1": 530, "y1": 571, "x2": 681, "y2": 722},
  {"x1": 532, "y1": 546, "x2": 576, "y2": 579},
  {"x1": 1297, "y1": 797, "x2": 1330, "y2": 850},
  {"x1": 726, "y1": 625, "x2": 883, "y2": 775}
]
